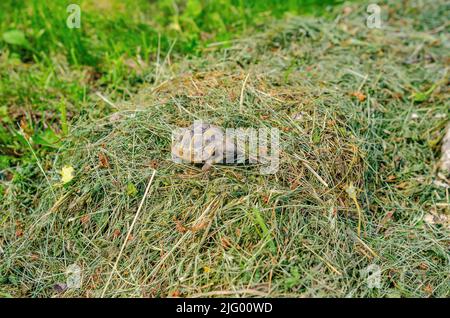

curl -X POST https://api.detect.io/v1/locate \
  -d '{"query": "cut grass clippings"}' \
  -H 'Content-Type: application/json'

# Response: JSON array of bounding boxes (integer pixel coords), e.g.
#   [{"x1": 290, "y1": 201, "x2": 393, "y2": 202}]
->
[{"x1": 0, "y1": 0, "x2": 449, "y2": 297}]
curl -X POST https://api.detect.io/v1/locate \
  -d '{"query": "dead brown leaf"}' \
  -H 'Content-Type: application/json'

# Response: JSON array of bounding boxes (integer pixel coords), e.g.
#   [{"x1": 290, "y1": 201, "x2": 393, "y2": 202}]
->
[
  {"x1": 221, "y1": 236, "x2": 231, "y2": 249},
  {"x1": 351, "y1": 91, "x2": 366, "y2": 102},
  {"x1": 171, "y1": 290, "x2": 181, "y2": 297},
  {"x1": 423, "y1": 284, "x2": 433, "y2": 295},
  {"x1": 15, "y1": 221, "x2": 24, "y2": 238},
  {"x1": 174, "y1": 219, "x2": 187, "y2": 233},
  {"x1": 80, "y1": 214, "x2": 91, "y2": 224},
  {"x1": 149, "y1": 160, "x2": 159, "y2": 169},
  {"x1": 191, "y1": 221, "x2": 207, "y2": 233},
  {"x1": 98, "y1": 152, "x2": 110, "y2": 168}
]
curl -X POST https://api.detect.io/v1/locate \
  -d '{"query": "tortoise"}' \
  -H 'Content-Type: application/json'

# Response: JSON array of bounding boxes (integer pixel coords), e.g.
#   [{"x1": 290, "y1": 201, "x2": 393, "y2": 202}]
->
[{"x1": 171, "y1": 122, "x2": 246, "y2": 171}]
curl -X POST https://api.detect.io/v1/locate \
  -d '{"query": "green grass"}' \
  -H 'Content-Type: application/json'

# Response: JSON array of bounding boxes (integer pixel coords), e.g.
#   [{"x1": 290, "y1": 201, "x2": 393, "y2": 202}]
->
[
  {"x1": 1, "y1": 0, "x2": 449, "y2": 298},
  {"x1": 0, "y1": 0, "x2": 343, "y2": 173}
]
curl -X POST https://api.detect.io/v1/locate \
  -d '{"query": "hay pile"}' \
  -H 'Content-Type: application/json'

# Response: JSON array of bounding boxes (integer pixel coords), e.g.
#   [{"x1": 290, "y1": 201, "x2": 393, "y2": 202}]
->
[{"x1": 1, "y1": 0, "x2": 449, "y2": 297}]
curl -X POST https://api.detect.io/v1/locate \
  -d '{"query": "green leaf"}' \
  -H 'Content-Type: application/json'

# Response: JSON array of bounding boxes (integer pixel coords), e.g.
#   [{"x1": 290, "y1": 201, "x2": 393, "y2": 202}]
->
[
  {"x1": 0, "y1": 124, "x2": 13, "y2": 145},
  {"x1": 285, "y1": 267, "x2": 301, "y2": 289},
  {"x1": 32, "y1": 129, "x2": 61, "y2": 148},
  {"x1": 184, "y1": 0, "x2": 203, "y2": 18},
  {"x1": 411, "y1": 92, "x2": 428, "y2": 102},
  {"x1": 127, "y1": 182, "x2": 138, "y2": 196},
  {"x1": 0, "y1": 106, "x2": 11, "y2": 123},
  {"x1": 59, "y1": 102, "x2": 68, "y2": 135},
  {"x1": 180, "y1": 16, "x2": 200, "y2": 35},
  {"x1": 0, "y1": 155, "x2": 12, "y2": 169},
  {"x1": 410, "y1": 84, "x2": 437, "y2": 102},
  {"x1": 312, "y1": 129, "x2": 321, "y2": 144},
  {"x1": 252, "y1": 208, "x2": 277, "y2": 254},
  {"x1": 2, "y1": 30, "x2": 29, "y2": 47},
  {"x1": 206, "y1": 12, "x2": 226, "y2": 33},
  {"x1": 8, "y1": 275, "x2": 18, "y2": 286}
]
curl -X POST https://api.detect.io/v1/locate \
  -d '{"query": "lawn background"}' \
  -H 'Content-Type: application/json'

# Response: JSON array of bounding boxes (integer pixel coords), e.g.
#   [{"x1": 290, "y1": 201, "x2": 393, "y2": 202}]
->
[{"x1": 0, "y1": 0, "x2": 343, "y2": 175}]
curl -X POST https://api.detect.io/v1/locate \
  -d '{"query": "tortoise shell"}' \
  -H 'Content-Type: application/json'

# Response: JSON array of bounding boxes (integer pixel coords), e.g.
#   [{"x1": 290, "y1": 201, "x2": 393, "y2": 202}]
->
[{"x1": 171, "y1": 122, "x2": 242, "y2": 167}]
